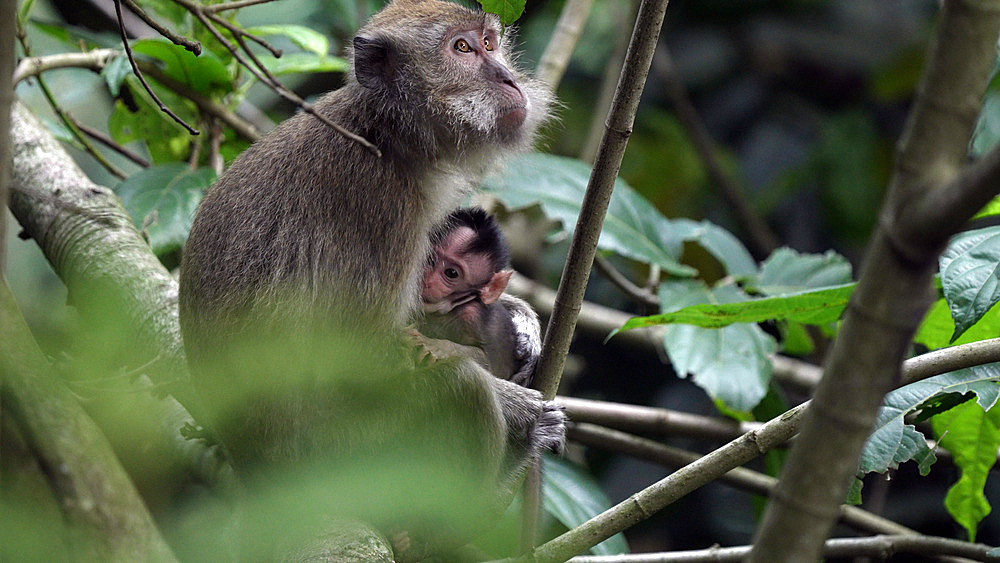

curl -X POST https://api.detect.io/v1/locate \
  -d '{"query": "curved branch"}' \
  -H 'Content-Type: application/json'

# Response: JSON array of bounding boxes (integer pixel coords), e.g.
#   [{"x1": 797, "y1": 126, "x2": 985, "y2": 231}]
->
[{"x1": 13, "y1": 49, "x2": 120, "y2": 86}]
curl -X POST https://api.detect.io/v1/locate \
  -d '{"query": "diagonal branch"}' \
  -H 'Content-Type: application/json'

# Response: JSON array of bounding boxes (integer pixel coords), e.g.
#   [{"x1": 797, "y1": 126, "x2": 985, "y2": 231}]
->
[
  {"x1": 750, "y1": 2, "x2": 1000, "y2": 560},
  {"x1": 533, "y1": 0, "x2": 671, "y2": 401}
]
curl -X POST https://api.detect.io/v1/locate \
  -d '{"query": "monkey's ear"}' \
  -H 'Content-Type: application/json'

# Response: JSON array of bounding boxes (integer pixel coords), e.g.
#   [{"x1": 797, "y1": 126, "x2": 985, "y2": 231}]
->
[
  {"x1": 353, "y1": 34, "x2": 399, "y2": 90},
  {"x1": 480, "y1": 270, "x2": 513, "y2": 305}
]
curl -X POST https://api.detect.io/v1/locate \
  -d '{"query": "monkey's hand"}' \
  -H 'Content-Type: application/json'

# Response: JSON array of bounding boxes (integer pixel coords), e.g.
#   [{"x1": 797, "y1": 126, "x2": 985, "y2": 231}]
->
[
  {"x1": 404, "y1": 327, "x2": 489, "y2": 368},
  {"x1": 535, "y1": 401, "x2": 567, "y2": 455}
]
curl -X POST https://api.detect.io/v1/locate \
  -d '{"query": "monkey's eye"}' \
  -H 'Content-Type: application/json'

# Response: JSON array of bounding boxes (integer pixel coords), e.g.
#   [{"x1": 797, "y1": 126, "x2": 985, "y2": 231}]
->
[
  {"x1": 454, "y1": 39, "x2": 472, "y2": 53},
  {"x1": 483, "y1": 37, "x2": 493, "y2": 51},
  {"x1": 444, "y1": 267, "x2": 460, "y2": 279}
]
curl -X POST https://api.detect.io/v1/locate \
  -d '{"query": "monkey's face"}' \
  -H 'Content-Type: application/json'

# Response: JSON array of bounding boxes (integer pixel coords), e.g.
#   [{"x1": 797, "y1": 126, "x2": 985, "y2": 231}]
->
[{"x1": 422, "y1": 226, "x2": 498, "y2": 313}]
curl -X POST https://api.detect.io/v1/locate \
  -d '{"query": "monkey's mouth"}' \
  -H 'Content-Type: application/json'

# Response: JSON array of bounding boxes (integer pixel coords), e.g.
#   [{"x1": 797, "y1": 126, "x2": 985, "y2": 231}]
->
[{"x1": 497, "y1": 105, "x2": 527, "y2": 131}]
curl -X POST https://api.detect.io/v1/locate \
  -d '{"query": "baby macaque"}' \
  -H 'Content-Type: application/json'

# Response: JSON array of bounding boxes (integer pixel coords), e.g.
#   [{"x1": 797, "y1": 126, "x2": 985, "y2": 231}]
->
[{"x1": 420, "y1": 208, "x2": 541, "y2": 387}]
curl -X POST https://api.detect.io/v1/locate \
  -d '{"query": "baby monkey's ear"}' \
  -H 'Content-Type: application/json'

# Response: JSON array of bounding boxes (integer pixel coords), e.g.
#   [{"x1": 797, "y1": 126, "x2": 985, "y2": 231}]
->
[{"x1": 480, "y1": 270, "x2": 513, "y2": 305}]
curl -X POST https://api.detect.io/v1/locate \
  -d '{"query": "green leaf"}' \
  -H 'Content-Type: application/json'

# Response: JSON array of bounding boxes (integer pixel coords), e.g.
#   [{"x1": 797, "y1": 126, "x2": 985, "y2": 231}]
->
[
  {"x1": 116, "y1": 164, "x2": 214, "y2": 256},
  {"x1": 109, "y1": 77, "x2": 192, "y2": 164},
  {"x1": 916, "y1": 297, "x2": 1000, "y2": 351},
  {"x1": 101, "y1": 55, "x2": 132, "y2": 97},
  {"x1": 132, "y1": 38, "x2": 231, "y2": 95},
  {"x1": 478, "y1": 0, "x2": 526, "y2": 25},
  {"x1": 658, "y1": 281, "x2": 776, "y2": 412},
  {"x1": 846, "y1": 477, "x2": 863, "y2": 505},
  {"x1": 932, "y1": 400, "x2": 1000, "y2": 541},
  {"x1": 30, "y1": 20, "x2": 119, "y2": 48},
  {"x1": 17, "y1": 0, "x2": 37, "y2": 28},
  {"x1": 482, "y1": 153, "x2": 693, "y2": 276},
  {"x1": 673, "y1": 219, "x2": 758, "y2": 279},
  {"x1": 972, "y1": 195, "x2": 1000, "y2": 220},
  {"x1": 859, "y1": 366, "x2": 1000, "y2": 476},
  {"x1": 246, "y1": 25, "x2": 330, "y2": 57},
  {"x1": 940, "y1": 226, "x2": 1000, "y2": 342},
  {"x1": 257, "y1": 53, "x2": 348, "y2": 76},
  {"x1": 134, "y1": 0, "x2": 187, "y2": 25},
  {"x1": 542, "y1": 454, "x2": 628, "y2": 556},
  {"x1": 617, "y1": 283, "x2": 853, "y2": 332},
  {"x1": 972, "y1": 89, "x2": 1000, "y2": 157},
  {"x1": 750, "y1": 247, "x2": 853, "y2": 295}
]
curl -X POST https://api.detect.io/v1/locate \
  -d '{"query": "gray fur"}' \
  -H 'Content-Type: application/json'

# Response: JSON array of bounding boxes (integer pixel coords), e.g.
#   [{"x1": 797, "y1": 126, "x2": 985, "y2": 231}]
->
[{"x1": 177, "y1": 0, "x2": 563, "y2": 554}]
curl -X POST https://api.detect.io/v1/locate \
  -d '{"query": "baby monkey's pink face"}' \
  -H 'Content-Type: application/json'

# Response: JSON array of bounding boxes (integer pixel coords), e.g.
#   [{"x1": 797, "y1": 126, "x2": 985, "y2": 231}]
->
[{"x1": 422, "y1": 226, "x2": 511, "y2": 314}]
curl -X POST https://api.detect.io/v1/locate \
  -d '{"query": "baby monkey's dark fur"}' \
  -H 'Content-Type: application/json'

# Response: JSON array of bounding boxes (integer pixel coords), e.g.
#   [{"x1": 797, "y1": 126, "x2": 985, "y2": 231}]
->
[{"x1": 179, "y1": 0, "x2": 563, "y2": 557}]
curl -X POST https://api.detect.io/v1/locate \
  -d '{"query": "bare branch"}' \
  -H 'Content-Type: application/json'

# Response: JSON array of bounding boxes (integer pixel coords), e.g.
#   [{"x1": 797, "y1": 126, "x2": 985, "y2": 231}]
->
[
  {"x1": 202, "y1": 0, "x2": 279, "y2": 13},
  {"x1": 559, "y1": 397, "x2": 759, "y2": 441},
  {"x1": 654, "y1": 47, "x2": 779, "y2": 258},
  {"x1": 534, "y1": 0, "x2": 670, "y2": 401},
  {"x1": 536, "y1": 0, "x2": 594, "y2": 89},
  {"x1": 593, "y1": 254, "x2": 659, "y2": 307},
  {"x1": 751, "y1": 1, "x2": 1000, "y2": 559},
  {"x1": 72, "y1": 117, "x2": 151, "y2": 168},
  {"x1": 568, "y1": 424, "x2": 915, "y2": 537},
  {"x1": 13, "y1": 49, "x2": 119, "y2": 86},
  {"x1": 568, "y1": 535, "x2": 999, "y2": 562},
  {"x1": 114, "y1": 0, "x2": 200, "y2": 135},
  {"x1": 172, "y1": 0, "x2": 381, "y2": 156},
  {"x1": 15, "y1": 32, "x2": 127, "y2": 178},
  {"x1": 121, "y1": 0, "x2": 201, "y2": 54}
]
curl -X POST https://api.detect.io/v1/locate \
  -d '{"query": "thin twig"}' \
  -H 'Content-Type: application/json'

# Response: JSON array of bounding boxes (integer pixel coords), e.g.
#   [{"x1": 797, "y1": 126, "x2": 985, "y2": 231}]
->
[
  {"x1": 120, "y1": 0, "x2": 201, "y2": 55},
  {"x1": 114, "y1": 0, "x2": 200, "y2": 135},
  {"x1": 205, "y1": 10, "x2": 281, "y2": 57},
  {"x1": 72, "y1": 117, "x2": 151, "y2": 168},
  {"x1": 593, "y1": 254, "x2": 659, "y2": 307},
  {"x1": 173, "y1": 0, "x2": 381, "y2": 156},
  {"x1": 202, "y1": 0, "x2": 278, "y2": 13},
  {"x1": 654, "y1": 48, "x2": 779, "y2": 259},
  {"x1": 208, "y1": 118, "x2": 224, "y2": 176}
]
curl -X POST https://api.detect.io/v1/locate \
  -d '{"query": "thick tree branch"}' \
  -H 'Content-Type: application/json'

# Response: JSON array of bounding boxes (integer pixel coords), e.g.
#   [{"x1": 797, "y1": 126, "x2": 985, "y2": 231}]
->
[
  {"x1": 0, "y1": 279, "x2": 177, "y2": 561},
  {"x1": 1, "y1": 0, "x2": 13, "y2": 270},
  {"x1": 8, "y1": 102, "x2": 199, "y2": 418},
  {"x1": 750, "y1": 2, "x2": 1000, "y2": 560},
  {"x1": 534, "y1": 0, "x2": 670, "y2": 400}
]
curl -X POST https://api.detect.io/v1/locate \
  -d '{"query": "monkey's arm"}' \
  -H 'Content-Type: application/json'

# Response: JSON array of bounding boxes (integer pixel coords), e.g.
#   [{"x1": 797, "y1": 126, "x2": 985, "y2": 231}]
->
[
  {"x1": 499, "y1": 294, "x2": 541, "y2": 387},
  {"x1": 406, "y1": 326, "x2": 490, "y2": 368}
]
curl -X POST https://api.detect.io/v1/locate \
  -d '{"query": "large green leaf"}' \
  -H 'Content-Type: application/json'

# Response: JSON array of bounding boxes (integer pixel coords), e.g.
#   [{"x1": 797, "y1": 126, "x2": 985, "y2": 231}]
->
[
  {"x1": 542, "y1": 454, "x2": 628, "y2": 556},
  {"x1": 658, "y1": 281, "x2": 776, "y2": 413},
  {"x1": 131, "y1": 38, "x2": 231, "y2": 95},
  {"x1": 246, "y1": 25, "x2": 330, "y2": 57},
  {"x1": 257, "y1": 53, "x2": 348, "y2": 76},
  {"x1": 751, "y1": 247, "x2": 852, "y2": 295},
  {"x1": 478, "y1": 0, "x2": 526, "y2": 25},
  {"x1": 482, "y1": 153, "x2": 758, "y2": 278},
  {"x1": 932, "y1": 400, "x2": 1000, "y2": 541},
  {"x1": 615, "y1": 283, "x2": 853, "y2": 332},
  {"x1": 940, "y1": 226, "x2": 1000, "y2": 342},
  {"x1": 116, "y1": 163, "x2": 214, "y2": 256},
  {"x1": 916, "y1": 297, "x2": 1000, "y2": 351}
]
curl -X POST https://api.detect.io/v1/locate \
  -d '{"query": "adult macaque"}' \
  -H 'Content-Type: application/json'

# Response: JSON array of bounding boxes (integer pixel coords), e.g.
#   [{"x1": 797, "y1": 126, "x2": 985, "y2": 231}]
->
[
  {"x1": 420, "y1": 207, "x2": 541, "y2": 387},
  {"x1": 178, "y1": 0, "x2": 562, "y2": 556}
]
